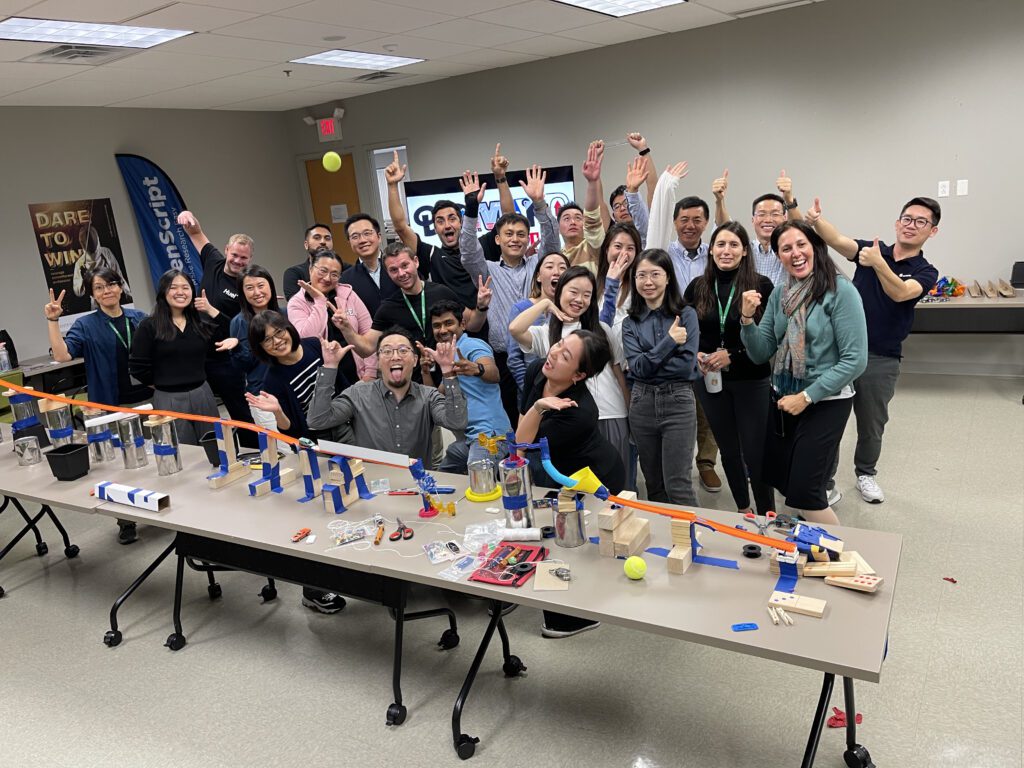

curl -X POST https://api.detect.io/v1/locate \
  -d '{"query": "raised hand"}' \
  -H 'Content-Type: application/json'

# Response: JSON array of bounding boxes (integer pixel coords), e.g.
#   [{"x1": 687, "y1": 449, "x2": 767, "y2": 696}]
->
[
  {"x1": 452, "y1": 349, "x2": 479, "y2": 377},
  {"x1": 668, "y1": 315, "x2": 688, "y2": 345},
  {"x1": 433, "y1": 340, "x2": 456, "y2": 375},
  {"x1": 518, "y1": 164, "x2": 547, "y2": 203},
  {"x1": 804, "y1": 197, "x2": 822, "y2": 226},
  {"x1": 858, "y1": 237, "x2": 883, "y2": 269},
  {"x1": 297, "y1": 278, "x2": 324, "y2": 301},
  {"x1": 582, "y1": 140, "x2": 605, "y2": 182},
  {"x1": 625, "y1": 156, "x2": 646, "y2": 193},
  {"x1": 415, "y1": 341, "x2": 436, "y2": 368},
  {"x1": 606, "y1": 246, "x2": 635, "y2": 282},
  {"x1": 214, "y1": 337, "x2": 239, "y2": 353},
  {"x1": 176, "y1": 210, "x2": 200, "y2": 234},
  {"x1": 459, "y1": 170, "x2": 486, "y2": 203},
  {"x1": 741, "y1": 290, "x2": 762, "y2": 319},
  {"x1": 194, "y1": 289, "x2": 214, "y2": 315},
  {"x1": 545, "y1": 298, "x2": 573, "y2": 324},
  {"x1": 330, "y1": 305, "x2": 355, "y2": 334},
  {"x1": 384, "y1": 149, "x2": 406, "y2": 185},
  {"x1": 490, "y1": 142, "x2": 509, "y2": 177},
  {"x1": 666, "y1": 161, "x2": 689, "y2": 180},
  {"x1": 626, "y1": 132, "x2": 648, "y2": 151},
  {"x1": 476, "y1": 275, "x2": 492, "y2": 310},
  {"x1": 712, "y1": 168, "x2": 729, "y2": 200},
  {"x1": 44, "y1": 288, "x2": 66, "y2": 320},
  {"x1": 320, "y1": 338, "x2": 352, "y2": 368},
  {"x1": 776, "y1": 168, "x2": 793, "y2": 200},
  {"x1": 245, "y1": 390, "x2": 282, "y2": 414},
  {"x1": 535, "y1": 396, "x2": 578, "y2": 413}
]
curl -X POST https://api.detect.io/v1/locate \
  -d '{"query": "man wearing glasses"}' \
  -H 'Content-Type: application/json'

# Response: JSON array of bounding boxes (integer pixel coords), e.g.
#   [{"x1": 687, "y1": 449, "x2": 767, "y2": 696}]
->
[
  {"x1": 306, "y1": 327, "x2": 467, "y2": 468},
  {"x1": 340, "y1": 213, "x2": 425, "y2": 317},
  {"x1": 807, "y1": 196, "x2": 940, "y2": 505},
  {"x1": 282, "y1": 223, "x2": 334, "y2": 301}
]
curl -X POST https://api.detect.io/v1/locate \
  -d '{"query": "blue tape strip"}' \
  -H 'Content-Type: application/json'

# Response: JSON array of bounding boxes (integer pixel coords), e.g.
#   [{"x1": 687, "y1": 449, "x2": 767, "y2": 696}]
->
[
  {"x1": 48, "y1": 426, "x2": 74, "y2": 439},
  {"x1": 153, "y1": 444, "x2": 177, "y2": 456},
  {"x1": 133, "y1": 436, "x2": 145, "y2": 448},
  {"x1": 111, "y1": 436, "x2": 122, "y2": 448},
  {"x1": 355, "y1": 474, "x2": 374, "y2": 501},
  {"x1": 12, "y1": 416, "x2": 40, "y2": 431},
  {"x1": 774, "y1": 557, "x2": 799, "y2": 593},
  {"x1": 644, "y1": 547, "x2": 670, "y2": 558},
  {"x1": 690, "y1": 520, "x2": 739, "y2": 570},
  {"x1": 502, "y1": 493, "x2": 528, "y2": 510},
  {"x1": 96, "y1": 481, "x2": 112, "y2": 500},
  {"x1": 127, "y1": 488, "x2": 143, "y2": 503},
  {"x1": 87, "y1": 430, "x2": 112, "y2": 443},
  {"x1": 9, "y1": 393, "x2": 34, "y2": 404},
  {"x1": 732, "y1": 623, "x2": 758, "y2": 632}
]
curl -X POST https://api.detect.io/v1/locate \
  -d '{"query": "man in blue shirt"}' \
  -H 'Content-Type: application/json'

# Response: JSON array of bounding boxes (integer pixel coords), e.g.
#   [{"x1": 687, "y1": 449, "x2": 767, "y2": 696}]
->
[
  {"x1": 422, "y1": 299, "x2": 510, "y2": 473},
  {"x1": 808, "y1": 196, "x2": 941, "y2": 504}
]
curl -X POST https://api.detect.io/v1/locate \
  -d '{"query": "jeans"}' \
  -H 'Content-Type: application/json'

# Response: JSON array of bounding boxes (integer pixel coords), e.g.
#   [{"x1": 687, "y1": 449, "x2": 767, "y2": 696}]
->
[{"x1": 629, "y1": 380, "x2": 698, "y2": 506}]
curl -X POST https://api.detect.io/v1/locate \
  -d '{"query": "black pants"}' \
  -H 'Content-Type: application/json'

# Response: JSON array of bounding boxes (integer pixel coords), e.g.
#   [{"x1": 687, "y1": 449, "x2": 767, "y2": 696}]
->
[
  {"x1": 205, "y1": 359, "x2": 256, "y2": 448},
  {"x1": 696, "y1": 376, "x2": 775, "y2": 515},
  {"x1": 494, "y1": 351, "x2": 521, "y2": 432}
]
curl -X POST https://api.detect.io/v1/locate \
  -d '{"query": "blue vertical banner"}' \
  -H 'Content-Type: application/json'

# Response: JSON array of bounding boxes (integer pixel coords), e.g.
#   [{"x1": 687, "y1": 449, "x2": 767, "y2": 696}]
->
[{"x1": 115, "y1": 154, "x2": 203, "y2": 290}]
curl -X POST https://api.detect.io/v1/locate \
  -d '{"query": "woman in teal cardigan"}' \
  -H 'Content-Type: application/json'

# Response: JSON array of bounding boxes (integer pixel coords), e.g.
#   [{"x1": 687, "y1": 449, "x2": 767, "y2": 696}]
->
[{"x1": 739, "y1": 221, "x2": 867, "y2": 524}]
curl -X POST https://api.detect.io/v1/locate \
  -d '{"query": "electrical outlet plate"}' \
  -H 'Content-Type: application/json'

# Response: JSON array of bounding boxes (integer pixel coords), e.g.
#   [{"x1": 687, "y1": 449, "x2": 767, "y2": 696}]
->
[
  {"x1": 937, "y1": 180, "x2": 950, "y2": 198},
  {"x1": 956, "y1": 179, "x2": 968, "y2": 196}
]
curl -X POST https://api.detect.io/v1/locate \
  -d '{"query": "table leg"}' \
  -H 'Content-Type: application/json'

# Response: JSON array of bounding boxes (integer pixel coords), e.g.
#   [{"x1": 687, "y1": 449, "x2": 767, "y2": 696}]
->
[
  {"x1": 801, "y1": 672, "x2": 835, "y2": 768},
  {"x1": 164, "y1": 551, "x2": 187, "y2": 651},
  {"x1": 104, "y1": 540, "x2": 177, "y2": 647},
  {"x1": 387, "y1": 585, "x2": 408, "y2": 726},
  {"x1": 841, "y1": 676, "x2": 875, "y2": 767},
  {"x1": 1, "y1": 496, "x2": 48, "y2": 558},
  {"x1": 42, "y1": 505, "x2": 79, "y2": 558}
]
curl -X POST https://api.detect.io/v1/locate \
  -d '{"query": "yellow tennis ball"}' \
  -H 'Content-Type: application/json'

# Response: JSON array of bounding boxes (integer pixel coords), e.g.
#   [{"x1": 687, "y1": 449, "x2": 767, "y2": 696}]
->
[
  {"x1": 624, "y1": 556, "x2": 647, "y2": 580},
  {"x1": 322, "y1": 151, "x2": 342, "y2": 172}
]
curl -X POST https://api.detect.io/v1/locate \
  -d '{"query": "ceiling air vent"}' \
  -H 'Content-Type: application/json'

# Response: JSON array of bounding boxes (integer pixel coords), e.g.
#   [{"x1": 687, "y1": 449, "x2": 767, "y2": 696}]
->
[
  {"x1": 22, "y1": 44, "x2": 135, "y2": 65},
  {"x1": 352, "y1": 71, "x2": 404, "y2": 83}
]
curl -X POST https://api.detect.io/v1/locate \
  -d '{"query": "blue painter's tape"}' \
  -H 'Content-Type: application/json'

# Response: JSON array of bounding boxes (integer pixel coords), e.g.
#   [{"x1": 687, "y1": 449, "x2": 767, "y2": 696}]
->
[
  {"x1": 502, "y1": 494, "x2": 528, "y2": 510},
  {"x1": 589, "y1": 536, "x2": 600, "y2": 545},
  {"x1": 355, "y1": 473, "x2": 374, "y2": 501},
  {"x1": 645, "y1": 547, "x2": 670, "y2": 558},
  {"x1": 774, "y1": 557, "x2": 799, "y2": 593},
  {"x1": 127, "y1": 488, "x2": 143, "y2": 502},
  {"x1": 690, "y1": 520, "x2": 739, "y2": 570},
  {"x1": 87, "y1": 429, "x2": 112, "y2": 443},
  {"x1": 111, "y1": 436, "x2": 122, "y2": 448},
  {"x1": 12, "y1": 416, "x2": 40, "y2": 431},
  {"x1": 48, "y1": 426, "x2": 74, "y2": 439},
  {"x1": 96, "y1": 481, "x2": 112, "y2": 500},
  {"x1": 732, "y1": 623, "x2": 758, "y2": 632},
  {"x1": 9, "y1": 393, "x2": 34, "y2": 405},
  {"x1": 152, "y1": 444, "x2": 177, "y2": 456},
  {"x1": 133, "y1": 436, "x2": 145, "y2": 448}
]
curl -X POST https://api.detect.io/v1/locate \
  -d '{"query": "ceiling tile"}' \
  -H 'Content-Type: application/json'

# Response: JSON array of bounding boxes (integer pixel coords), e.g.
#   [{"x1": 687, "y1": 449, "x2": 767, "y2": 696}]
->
[
  {"x1": 179, "y1": 0, "x2": 308, "y2": 12},
  {"x1": 406, "y1": 18, "x2": 539, "y2": 47},
  {"x1": 17, "y1": 0, "x2": 171, "y2": 23},
  {"x1": 61, "y1": 63, "x2": 222, "y2": 88},
  {"x1": 213, "y1": 16, "x2": 384, "y2": 47},
  {"x1": 0, "y1": 60, "x2": 80, "y2": 83},
  {"x1": 110, "y1": 87, "x2": 240, "y2": 108},
  {"x1": 348, "y1": 33, "x2": 480, "y2": 61},
  {"x1": 471, "y1": 0, "x2": 605, "y2": 32},
  {"x1": 379, "y1": 0, "x2": 519, "y2": 13},
  {"x1": 690, "y1": 0, "x2": 788, "y2": 13},
  {"x1": 496, "y1": 34, "x2": 598, "y2": 56},
  {"x1": 0, "y1": 77, "x2": 163, "y2": 105},
  {"x1": 440, "y1": 47, "x2": 536, "y2": 67},
  {"x1": 558, "y1": 19, "x2": 664, "y2": 45},
  {"x1": 0, "y1": 40, "x2": 53, "y2": 61},
  {"x1": 247, "y1": 61, "x2": 372, "y2": 82},
  {"x1": 395, "y1": 58, "x2": 482, "y2": 76},
  {"x1": 0, "y1": 1, "x2": 43, "y2": 15},
  {"x1": 126, "y1": 3, "x2": 261, "y2": 32},
  {"x1": 156, "y1": 32, "x2": 323, "y2": 61},
  {"x1": 105, "y1": 49, "x2": 267, "y2": 76},
  {"x1": 633, "y1": 2, "x2": 734, "y2": 30},
  {"x1": 280, "y1": 0, "x2": 455, "y2": 34}
]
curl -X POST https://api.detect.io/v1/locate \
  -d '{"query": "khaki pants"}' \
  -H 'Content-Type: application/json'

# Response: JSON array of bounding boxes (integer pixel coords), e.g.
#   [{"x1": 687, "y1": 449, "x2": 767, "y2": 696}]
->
[{"x1": 695, "y1": 398, "x2": 718, "y2": 471}]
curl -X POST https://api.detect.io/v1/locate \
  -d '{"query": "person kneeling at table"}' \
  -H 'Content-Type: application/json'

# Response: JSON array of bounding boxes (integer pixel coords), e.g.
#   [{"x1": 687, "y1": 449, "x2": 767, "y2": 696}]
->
[{"x1": 519, "y1": 329, "x2": 625, "y2": 638}]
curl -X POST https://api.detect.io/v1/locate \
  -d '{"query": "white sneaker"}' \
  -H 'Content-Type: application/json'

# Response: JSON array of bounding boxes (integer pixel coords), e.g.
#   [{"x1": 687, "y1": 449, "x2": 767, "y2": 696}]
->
[
  {"x1": 856, "y1": 475, "x2": 885, "y2": 504},
  {"x1": 826, "y1": 488, "x2": 842, "y2": 507}
]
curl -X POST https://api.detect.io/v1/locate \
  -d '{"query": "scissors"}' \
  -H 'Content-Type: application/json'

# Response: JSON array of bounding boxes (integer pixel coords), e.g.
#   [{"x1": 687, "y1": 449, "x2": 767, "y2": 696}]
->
[{"x1": 389, "y1": 518, "x2": 414, "y2": 542}]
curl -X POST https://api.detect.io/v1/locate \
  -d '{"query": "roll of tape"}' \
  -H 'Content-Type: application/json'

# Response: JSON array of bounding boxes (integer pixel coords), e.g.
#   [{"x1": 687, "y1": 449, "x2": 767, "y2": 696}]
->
[
  {"x1": 541, "y1": 525, "x2": 555, "y2": 539},
  {"x1": 742, "y1": 544, "x2": 762, "y2": 559}
]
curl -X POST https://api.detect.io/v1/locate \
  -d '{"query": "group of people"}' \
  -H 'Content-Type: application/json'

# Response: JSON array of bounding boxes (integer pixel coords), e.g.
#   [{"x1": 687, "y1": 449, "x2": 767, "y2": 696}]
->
[{"x1": 42, "y1": 135, "x2": 940, "y2": 630}]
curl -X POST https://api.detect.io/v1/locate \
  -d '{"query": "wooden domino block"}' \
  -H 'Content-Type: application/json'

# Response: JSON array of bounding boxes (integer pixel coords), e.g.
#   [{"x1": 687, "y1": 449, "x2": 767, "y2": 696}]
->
[
  {"x1": 613, "y1": 517, "x2": 650, "y2": 557},
  {"x1": 802, "y1": 560, "x2": 857, "y2": 577},
  {"x1": 768, "y1": 590, "x2": 827, "y2": 618},
  {"x1": 769, "y1": 551, "x2": 808, "y2": 575},
  {"x1": 825, "y1": 574, "x2": 883, "y2": 593},
  {"x1": 667, "y1": 544, "x2": 693, "y2": 575},
  {"x1": 670, "y1": 519, "x2": 692, "y2": 545},
  {"x1": 208, "y1": 463, "x2": 248, "y2": 489},
  {"x1": 844, "y1": 551, "x2": 876, "y2": 576},
  {"x1": 598, "y1": 504, "x2": 633, "y2": 531},
  {"x1": 598, "y1": 533, "x2": 616, "y2": 557}
]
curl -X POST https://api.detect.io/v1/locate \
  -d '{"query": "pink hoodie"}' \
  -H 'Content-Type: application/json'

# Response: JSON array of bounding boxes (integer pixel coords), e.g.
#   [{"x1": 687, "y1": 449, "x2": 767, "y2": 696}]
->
[{"x1": 286, "y1": 284, "x2": 376, "y2": 379}]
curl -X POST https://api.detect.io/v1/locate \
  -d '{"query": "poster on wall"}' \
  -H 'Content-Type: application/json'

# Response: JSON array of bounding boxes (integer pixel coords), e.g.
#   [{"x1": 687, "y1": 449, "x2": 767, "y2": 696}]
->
[
  {"x1": 115, "y1": 153, "x2": 203, "y2": 291},
  {"x1": 28, "y1": 198, "x2": 134, "y2": 333},
  {"x1": 401, "y1": 165, "x2": 576, "y2": 248}
]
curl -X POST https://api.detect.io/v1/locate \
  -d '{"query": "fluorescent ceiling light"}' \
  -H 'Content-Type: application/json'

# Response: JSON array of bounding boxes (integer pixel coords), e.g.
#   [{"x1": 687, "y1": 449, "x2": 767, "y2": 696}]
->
[
  {"x1": 291, "y1": 50, "x2": 422, "y2": 70},
  {"x1": 553, "y1": 0, "x2": 687, "y2": 17},
  {"x1": 0, "y1": 17, "x2": 191, "y2": 48}
]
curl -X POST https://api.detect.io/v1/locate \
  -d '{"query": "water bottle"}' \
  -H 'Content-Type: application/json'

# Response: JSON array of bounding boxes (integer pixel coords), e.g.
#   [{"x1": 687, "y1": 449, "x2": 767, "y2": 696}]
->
[{"x1": 0, "y1": 342, "x2": 10, "y2": 373}]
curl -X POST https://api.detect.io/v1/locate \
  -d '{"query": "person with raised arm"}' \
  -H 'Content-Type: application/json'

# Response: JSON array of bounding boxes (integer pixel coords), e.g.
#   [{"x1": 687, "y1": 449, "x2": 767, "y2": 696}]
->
[{"x1": 535, "y1": 141, "x2": 607, "y2": 271}]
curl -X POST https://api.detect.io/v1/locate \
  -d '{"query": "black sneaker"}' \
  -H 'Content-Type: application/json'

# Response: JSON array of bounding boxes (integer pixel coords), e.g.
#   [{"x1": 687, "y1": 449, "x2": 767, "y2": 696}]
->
[
  {"x1": 302, "y1": 591, "x2": 346, "y2": 614},
  {"x1": 117, "y1": 521, "x2": 138, "y2": 545}
]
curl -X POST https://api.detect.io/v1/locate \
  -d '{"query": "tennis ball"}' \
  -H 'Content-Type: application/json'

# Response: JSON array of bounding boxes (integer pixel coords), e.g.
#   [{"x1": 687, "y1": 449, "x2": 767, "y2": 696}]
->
[
  {"x1": 624, "y1": 556, "x2": 647, "y2": 580},
  {"x1": 322, "y1": 151, "x2": 342, "y2": 172}
]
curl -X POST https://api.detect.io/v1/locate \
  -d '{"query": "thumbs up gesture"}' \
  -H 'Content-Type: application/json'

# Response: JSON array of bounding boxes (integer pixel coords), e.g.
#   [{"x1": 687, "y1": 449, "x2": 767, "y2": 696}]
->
[
  {"x1": 804, "y1": 197, "x2": 822, "y2": 227},
  {"x1": 858, "y1": 237, "x2": 883, "y2": 269},
  {"x1": 776, "y1": 168, "x2": 793, "y2": 201},
  {"x1": 668, "y1": 315, "x2": 688, "y2": 345},
  {"x1": 712, "y1": 168, "x2": 729, "y2": 201},
  {"x1": 194, "y1": 289, "x2": 216, "y2": 316}
]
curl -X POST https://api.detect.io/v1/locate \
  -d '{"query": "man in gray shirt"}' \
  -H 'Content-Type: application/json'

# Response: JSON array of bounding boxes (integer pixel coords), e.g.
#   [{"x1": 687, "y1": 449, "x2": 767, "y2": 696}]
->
[{"x1": 306, "y1": 327, "x2": 466, "y2": 466}]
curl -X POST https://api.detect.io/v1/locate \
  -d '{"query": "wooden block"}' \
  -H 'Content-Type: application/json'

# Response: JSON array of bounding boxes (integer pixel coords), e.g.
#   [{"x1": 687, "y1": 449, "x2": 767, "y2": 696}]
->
[
  {"x1": 768, "y1": 591, "x2": 826, "y2": 618},
  {"x1": 613, "y1": 518, "x2": 650, "y2": 557},
  {"x1": 598, "y1": 531, "x2": 616, "y2": 558},
  {"x1": 667, "y1": 544, "x2": 693, "y2": 574},
  {"x1": 143, "y1": 415, "x2": 174, "y2": 426},
  {"x1": 825, "y1": 574, "x2": 883, "y2": 593},
  {"x1": 598, "y1": 504, "x2": 633, "y2": 531},
  {"x1": 207, "y1": 462, "x2": 248, "y2": 489},
  {"x1": 769, "y1": 551, "x2": 807, "y2": 575},
  {"x1": 802, "y1": 560, "x2": 857, "y2": 577},
  {"x1": 616, "y1": 490, "x2": 637, "y2": 501},
  {"x1": 844, "y1": 551, "x2": 876, "y2": 576},
  {"x1": 626, "y1": 531, "x2": 650, "y2": 557}
]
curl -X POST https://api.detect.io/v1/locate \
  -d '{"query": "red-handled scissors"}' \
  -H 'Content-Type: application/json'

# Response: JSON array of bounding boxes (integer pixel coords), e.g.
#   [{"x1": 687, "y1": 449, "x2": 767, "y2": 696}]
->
[{"x1": 389, "y1": 518, "x2": 414, "y2": 541}]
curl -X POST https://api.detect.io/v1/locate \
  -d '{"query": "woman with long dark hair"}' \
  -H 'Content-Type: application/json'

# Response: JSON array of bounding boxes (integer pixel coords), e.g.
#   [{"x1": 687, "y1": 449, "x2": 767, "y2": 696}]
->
[
  {"x1": 129, "y1": 269, "x2": 231, "y2": 445},
  {"x1": 622, "y1": 248, "x2": 701, "y2": 505},
  {"x1": 506, "y1": 251, "x2": 570, "y2": 392},
  {"x1": 739, "y1": 221, "x2": 867, "y2": 524},
  {"x1": 684, "y1": 222, "x2": 775, "y2": 515},
  {"x1": 596, "y1": 222, "x2": 641, "y2": 327}
]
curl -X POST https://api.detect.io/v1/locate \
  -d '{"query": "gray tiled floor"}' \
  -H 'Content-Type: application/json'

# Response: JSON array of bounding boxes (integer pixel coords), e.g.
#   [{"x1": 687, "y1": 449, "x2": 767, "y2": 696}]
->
[{"x1": 1, "y1": 374, "x2": 1021, "y2": 768}]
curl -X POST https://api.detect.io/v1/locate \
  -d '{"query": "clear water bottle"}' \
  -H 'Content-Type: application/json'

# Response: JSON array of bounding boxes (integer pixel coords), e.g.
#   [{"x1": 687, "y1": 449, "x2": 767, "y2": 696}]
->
[{"x1": 0, "y1": 342, "x2": 11, "y2": 372}]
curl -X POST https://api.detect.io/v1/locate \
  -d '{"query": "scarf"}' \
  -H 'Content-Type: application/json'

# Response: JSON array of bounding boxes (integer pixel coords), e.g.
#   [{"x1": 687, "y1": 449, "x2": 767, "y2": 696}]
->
[{"x1": 772, "y1": 274, "x2": 814, "y2": 395}]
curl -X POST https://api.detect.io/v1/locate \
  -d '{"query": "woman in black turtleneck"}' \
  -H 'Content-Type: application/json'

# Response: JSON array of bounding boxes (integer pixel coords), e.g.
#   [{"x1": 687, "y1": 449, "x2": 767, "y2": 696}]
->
[{"x1": 684, "y1": 222, "x2": 775, "y2": 516}]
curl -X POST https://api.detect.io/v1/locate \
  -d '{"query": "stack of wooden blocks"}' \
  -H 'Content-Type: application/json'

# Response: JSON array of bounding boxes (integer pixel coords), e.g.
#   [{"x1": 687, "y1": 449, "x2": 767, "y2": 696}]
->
[
  {"x1": 596, "y1": 491, "x2": 650, "y2": 558},
  {"x1": 667, "y1": 520, "x2": 703, "y2": 574},
  {"x1": 323, "y1": 457, "x2": 365, "y2": 514}
]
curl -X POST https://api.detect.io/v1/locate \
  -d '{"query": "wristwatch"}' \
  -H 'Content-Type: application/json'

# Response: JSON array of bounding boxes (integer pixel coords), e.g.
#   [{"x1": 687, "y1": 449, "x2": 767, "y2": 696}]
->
[
  {"x1": 801, "y1": 391, "x2": 812, "y2": 405},
  {"x1": 476, "y1": 362, "x2": 485, "y2": 377},
  {"x1": 784, "y1": 198, "x2": 799, "y2": 212}
]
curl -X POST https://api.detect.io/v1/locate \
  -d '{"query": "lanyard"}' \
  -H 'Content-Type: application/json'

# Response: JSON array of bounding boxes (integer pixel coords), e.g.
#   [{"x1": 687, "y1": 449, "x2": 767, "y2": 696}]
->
[
  {"x1": 107, "y1": 315, "x2": 132, "y2": 350},
  {"x1": 714, "y1": 280, "x2": 737, "y2": 341},
  {"x1": 401, "y1": 289, "x2": 426, "y2": 333}
]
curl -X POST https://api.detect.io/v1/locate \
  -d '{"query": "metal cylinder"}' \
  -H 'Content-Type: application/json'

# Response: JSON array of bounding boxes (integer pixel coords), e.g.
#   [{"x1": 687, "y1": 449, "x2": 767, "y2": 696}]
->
[
  {"x1": 467, "y1": 458, "x2": 496, "y2": 496},
  {"x1": 10, "y1": 393, "x2": 42, "y2": 435},
  {"x1": 116, "y1": 414, "x2": 149, "y2": 469},
  {"x1": 554, "y1": 499, "x2": 587, "y2": 548},
  {"x1": 499, "y1": 455, "x2": 533, "y2": 529},
  {"x1": 148, "y1": 420, "x2": 182, "y2": 476},
  {"x1": 40, "y1": 404, "x2": 74, "y2": 447},
  {"x1": 14, "y1": 436, "x2": 42, "y2": 466},
  {"x1": 86, "y1": 422, "x2": 117, "y2": 463}
]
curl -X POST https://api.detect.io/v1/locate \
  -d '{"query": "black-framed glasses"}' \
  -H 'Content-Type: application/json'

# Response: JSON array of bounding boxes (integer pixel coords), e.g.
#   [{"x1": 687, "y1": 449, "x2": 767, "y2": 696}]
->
[{"x1": 899, "y1": 215, "x2": 933, "y2": 229}]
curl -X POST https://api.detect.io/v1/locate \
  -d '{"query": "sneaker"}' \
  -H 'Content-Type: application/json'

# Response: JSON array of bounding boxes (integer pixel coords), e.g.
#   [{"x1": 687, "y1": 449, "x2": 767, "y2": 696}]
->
[
  {"x1": 826, "y1": 488, "x2": 842, "y2": 507},
  {"x1": 856, "y1": 475, "x2": 885, "y2": 504},
  {"x1": 698, "y1": 468, "x2": 722, "y2": 493},
  {"x1": 117, "y1": 521, "x2": 138, "y2": 545},
  {"x1": 302, "y1": 591, "x2": 346, "y2": 614},
  {"x1": 541, "y1": 620, "x2": 600, "y2": 639}
]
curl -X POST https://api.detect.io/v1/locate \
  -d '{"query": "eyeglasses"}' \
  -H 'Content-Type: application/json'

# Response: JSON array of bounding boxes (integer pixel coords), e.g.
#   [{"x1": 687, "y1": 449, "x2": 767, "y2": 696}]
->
[
  {"x1": 348, "y1": 230, "x2": 376, "y2": 242},
  {"x1": 261, "y1": 329, "x2": 289, "y2": 348},
  {"x1": 899, "y1": 215, "x2": 933, "y2": 229},
  {"x1": 635, "y1": 270, "x2": 666, "y2": 282},
  {"x1": 92, "y1": 282, "x2": 119, "y2": 293},
  {"x1": 312, "y1": 265, "x2": 341, "y2": 280},
  {"x1": 611, "y1": 201, "x2": 630, "y2": 212},
  {"x1": 754, "y1": 211, "x2": 786, "y2": 220},
  {"x1": 379, "y1": 345, "x2": 413, "y2": 358}
]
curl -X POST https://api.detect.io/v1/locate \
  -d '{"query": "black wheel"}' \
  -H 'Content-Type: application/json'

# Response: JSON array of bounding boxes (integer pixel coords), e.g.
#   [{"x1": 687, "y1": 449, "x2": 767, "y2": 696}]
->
[
  {"x1": 103, "y1": 630, "x2": 122, "y2": 647},
  {"x1": 259, "y1": 585, "x2": 277, "y2": 602},
  {"x1": 502, "y1": 655, "x2": 526, "y2": 678},
  {"x1": 0, "y1": 586, "x2": 5, "y2": 599},
  {"x1": 207, "y1": 583, "x2": 223, "y2": 600},
  {"x1": 165, "y1": 633, "x2": 187, "y2": 651},
  {"x1": 385, "y1": 702, "x2": 407, "y2": 726},
  {"x1": 64, "y1": 544, "x2": 80, "y2": 558},
  {"x1": 438, "y1": 629, "x2": 460, "y2": 650},
  {"x1": 455, "y1": 734, "x2": 478, "y2": 760},
  {"x1": 843, "y1": 745, "x2": 875, "y2": 768},
  {"x1": 35, "y1": 542, "x2": 48, "y2": 557}
]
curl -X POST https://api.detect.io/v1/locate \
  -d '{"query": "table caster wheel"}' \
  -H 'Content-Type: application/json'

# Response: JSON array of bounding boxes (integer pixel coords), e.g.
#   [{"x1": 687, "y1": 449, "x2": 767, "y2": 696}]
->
[
  {"x1": 165, "y1": 633, "x2": 186, "y2": 651},
  {"x1": 36, "y1": 542, "x2": 48, "y2": 557},
  {"x1": 0, "y1": 586, "x2": 5, "y2": 599},
  {"x1": 385, "y1": 702, "x2": 407, "y2": 726},
  {"x1": 455, "y1": 734, "x2": 478, "y2": 760},
  {"x1": 208, "y1": 583, "x2": 222, "y2": 600},
  {"x1": 259, "y1": 584, "x2": 277, "y2": 602},
  {"x1": 502, "y1": 655, "x2": 526, "y2": 678},
  {"x1": 64, "y1": 544, "x2": 80, "y2": 558},
  {"x1": 438, "y1": 629, "x2": 460, "y2": 650},
  {"x1": 844, "y1": 745, "x2": 875, "y2": 768},
  {"x1": 103, "y1": 630, "x2": 122, "y2": 647}
]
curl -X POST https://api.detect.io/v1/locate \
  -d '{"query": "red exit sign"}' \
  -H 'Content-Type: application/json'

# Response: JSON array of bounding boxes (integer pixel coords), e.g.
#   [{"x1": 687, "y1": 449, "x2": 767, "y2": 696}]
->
[{"x1": 317, "y1": 117, "x2": 341, "y2": 143}]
